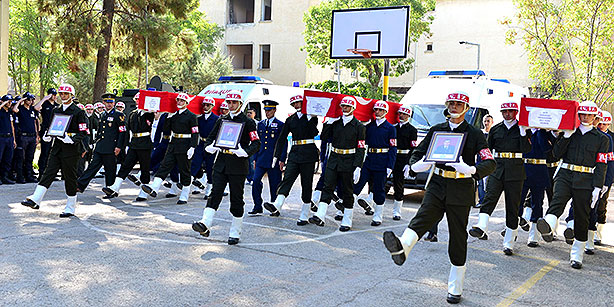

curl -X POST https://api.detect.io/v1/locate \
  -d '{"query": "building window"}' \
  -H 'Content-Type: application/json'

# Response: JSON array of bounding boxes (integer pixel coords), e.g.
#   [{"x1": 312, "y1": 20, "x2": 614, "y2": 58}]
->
[
  {"x1": 228, "y1": 0, "x2": 254, "y2": 24},
  {"x1": 262, "y1": 0, "x2": 272, "y2": 21},
  {"x1": 227, "y1": 44, "x2": 253, "y2": 70},
  {"x1": 260, "y1": 45, "x2": 271, "y2": 69},
  {"x1": 425, "y1": 42, "x2": 433, "y2": 53}
]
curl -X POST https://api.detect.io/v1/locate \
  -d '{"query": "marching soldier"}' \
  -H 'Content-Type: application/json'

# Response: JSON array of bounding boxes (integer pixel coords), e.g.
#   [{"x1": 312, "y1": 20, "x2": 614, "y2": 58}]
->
[
  {"x1": 219, "y1": 102, "x2": 230, "y2": 117},
  {"x1": 537, "y1": 101, "x2": 609, "y2": 269},
  {"x1": 309, "y1": 96, "x2": 366, "y2": 231},
  {"x1": 595, "y1": 111, "x2": 614, "y2": 245},
  {"x1": 76, "y1": 93, "x2": 127, "y2": 196},
  {"x1": 34, "y1": 88, "x2": 57, "y2": 176},
  {"x1": 103, "y1": 93, "x2": 155, "y2": 200},
  {"x1": 249, "y1": 100, "x2": 286, "y2": 214},
  {"x1": 468, "y1": 101, "x2": 531, "y2": 256},
  {"x1": 142, "y1": 93, "x2": 199, "y2": 204},
  {"x1": 382, "y1": 91, "x2": 495, "y2": 304},
  {"x1": 262, "y1": 95, "x2": 319, "y2": 225},
  {"x1": 393, "y1": 106, "x2": 418, "y2": 220},
  {"x1": 192, "y1": 90, "x2": 261, "y2": 244},
  {"x1": 352, "y1": 101, "x2": 397, "y2": 226},
  {"x1": 20, "y1": 84, "x2": 89, "y2": 217},
  {"x1": 0, "y1": 95, "x2": 16, "y2": 184},
  {"x1": 190, "y1": 97, "x2": 219, "y2": 198}
]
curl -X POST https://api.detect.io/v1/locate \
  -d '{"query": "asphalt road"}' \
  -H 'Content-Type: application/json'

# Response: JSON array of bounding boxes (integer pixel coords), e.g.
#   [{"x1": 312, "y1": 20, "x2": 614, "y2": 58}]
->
[{"x1": 2, "y1": 175, "x2": 614, "y2": 306}]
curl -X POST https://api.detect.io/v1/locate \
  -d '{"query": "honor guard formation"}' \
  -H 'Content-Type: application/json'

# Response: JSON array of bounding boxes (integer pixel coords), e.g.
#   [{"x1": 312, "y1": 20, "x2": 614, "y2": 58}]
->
[{"x1": 8, "y1": 84, "x2": 614, "y2": 304}]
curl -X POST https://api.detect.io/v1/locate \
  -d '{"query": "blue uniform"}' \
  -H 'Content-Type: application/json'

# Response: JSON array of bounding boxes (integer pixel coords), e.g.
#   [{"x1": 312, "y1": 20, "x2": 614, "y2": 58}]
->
[
  {"x1": 353, "y1": 119, "x2": 397, "y2": 206},
  {"x1": 251, "y1": 117, "x2": 286, "y2": 211},
  {"x1": 191, "y1": 112, "x2": 219, "y2": 181},
  {"x1": 0, "y1": 108, "x2": 14, "y2": 180},
  {"x1": 16, "y1": 105, "x2": 38, "y2": 181},
  {"x1": 150, "y1": 113, "x2": 178, "y2": 183},
  {"x1": 518, "y1": 129, "x2": 553, "y2": 222}
]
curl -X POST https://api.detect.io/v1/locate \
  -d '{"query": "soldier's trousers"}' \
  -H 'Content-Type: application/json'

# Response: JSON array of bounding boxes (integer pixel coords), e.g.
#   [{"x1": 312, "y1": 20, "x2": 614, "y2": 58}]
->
[
  {"x1": 155, "y1": 152, "x2": 191, "y2": 187},
  {"x1": 479, "y1": 176, "x2": 523, "y2": 229},
  {"x1": 546, "y1": 166, "x2": 556, "y2": 203},
  {"x1": 77, "y1": 152, "x2": 117, "y2": 190},
  {"x1": 20, "y1": 135, "x2": 36, "y2": 179},
  {"x1": 564, "y1": 204, "x2": 598, "y2": 231},
  {"x1": 315, "y1": 160, "x2": 344, "y2": 200},
  {"x1": 38, "y1": 138, "x2": 52, "y2": 175},
  {"x1": 276, "y1": 160, "x2": 315, "y2": 204},
  {"x1": 408, "y1": 180, "x2": 472, "y2": 266},
  {"x1": 321, "y1": 167, "x2": 354, "y2": 209},
  {"x1": 392, "y1": 165, "x2": 405, "y2": 201},
  {"x1": 545, "y1": 176, "x2": 592, "y2": 242},
  {"x1": 353, "y1": 167, "x2": 386, "y2": 205},
  {"x1": 597, "y1": 186, "x2": 610, "y2": 224},
  {"x1": 0, "y1": 137, "x2": 13, "y2": 177},
  {"x1": 118, "y1": 148, "x2": 151, "y2": 184},
  {"x1": 252, "y1": 166, "x2": 282, "y2": 210},
  {"x1": 517, "y1": 184, "x2": 546, "y2": 222},
  {"x1": 39, "y1": 152, "x2": 79, "y2": 196},
  {"x1": 206, "y1": 170, "x2": 245, "y2": 217},
  {"x1": 190, "y1": 145, "x2": 214, "y2": 183},
  {"x1": 150, "y1": 142, "x2": 178, "y2": 182}
]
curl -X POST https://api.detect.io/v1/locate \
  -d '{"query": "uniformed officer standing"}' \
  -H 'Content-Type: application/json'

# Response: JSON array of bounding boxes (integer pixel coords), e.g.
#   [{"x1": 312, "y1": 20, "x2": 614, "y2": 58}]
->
[
  {"x1": 468, "y1": 102, "x2": 531, "y2": 256},
  {"x1": 393, "y1": 106, "x2": 418, "y2": 220},
  {"x1": 382, "y1": 92, "x2": 496, "y2": 304},
  {"x1": 537, "y1": 101, "x2": 609, "y2": 269},
  {"x1": 309, "y1": 96, "x2": 366, "y2": 231},
  {"x1": 262, "y1": 95, "x2": 319, "y2": 225},
  {"x1": 594, "y1": 111, "x2": 614, "y2": 245},
  {"x1": 0, "y1": 95, "x2": 16, "y2": 184},
  {"x1": 76, "y1": 93, "x2": 126, "y2": 196},
  {"x1": 142, "y1": 93, "x2": 199, "y2": 204},
  {"x1": 352, "y1": 101, "x2": 397, "y2": 227},
  {"x1": 103, "y1": 93, "x2": 155, "y2": 200},
  {"x1": 34, "y1": 88, "x2": 57, "y2": 176},
  {"x1": 12, "y1": 93, "x2": 39, "y2": 183},
  {"x1": 20, "y1": 84, "x2": 89, "y2": 217},
  {"x1": 85, "y1": 104, "x2": 99, "y2": 140},
  {"x1": 190, "y1": 97, "x2": 219, "y2": 198},
  {"x1": 192, "y1": 90, "x2": 261, "y2": 245},
  {"x1": 249, "y1": 100, "x2": 286, "y2": 214}
]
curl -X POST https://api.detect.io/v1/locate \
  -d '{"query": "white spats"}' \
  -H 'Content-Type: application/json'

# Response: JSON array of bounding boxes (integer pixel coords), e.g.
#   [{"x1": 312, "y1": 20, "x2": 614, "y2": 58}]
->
[
  {"x1": 522, "y1": 207, "x2": 533, "y2": 222},
  {"x1": 567, "y1": 219, "x2": 575, "y2": 230},
  {"x1": 596, "y1": 223, "x2": 604, "y2": 242},
  {"x1": 229, "y1": 216, "x2": 243, "y2": 239},
  {"x1": 448, "y1": 264, "x2": 467, "y2": 296},
  {"x1": 273, "y1": 195, "x2": 286, "y2": 211},
  {"x1": 110, "y1": 178, "x2": 123, "y2": 193},
  {"x1": 503, "y1": 227, "x2": 518, "y2": 249},
  {"x1": 527, "y1": 223, "x2": 538, "y2": 243},
  {"x1": 204, "y1": 183, "x2": 212, "y2": 197},
  {"x1": 570, "y1": 239, "x2": 586, "y2": 263},
  {"x1": 150, "y1": 177, "x2": 164, "y2": 193},
  {"x1": 399, "y1": 228, "x2": 419, "y2": 259},
  {"x1": 475, "y1": 213, "x2": 490, "y2": 232},
  {"x1": 28, "y1": 185, "x2": 48, "y2": 204},
  {"x1": 63, "y1": 195, "x2": 77, "y2": 214},
  {"x1": 586, "y1": 231, "x2": 595, "y2": 251},
  {"x1": 341, "y1": 209, "x2": 354, "y2": 228},
  {"x1": 312, "y1": 190, "x2": 321, "y2": 205},
  {"x1": 299, "y1": 203, "x2": 310, "y2": 222},
  {"x1": 178, "y1": 186, "x2": 190, "y2": 202},
  {"x1": 169, "y1": 182, "x2": 180, "y2": 195},
  {"x1": 315, "y1": 202, "x2": 328, "y2": 220},
  {"x1": 137, "y1": 189, "x2": 149, "y2": 199},
  {"x1": 544, "y1": 214, "x2": 558, "y2": 234},
  {"x1": 200, "y1": 207, "x2": 216, "y2": 228},
  {"x1": 393, "y1": 200, "x2": 402, "y2": 219},
  {"x1": 373, "y1": 205, "x2": 384, "y2": 223}
]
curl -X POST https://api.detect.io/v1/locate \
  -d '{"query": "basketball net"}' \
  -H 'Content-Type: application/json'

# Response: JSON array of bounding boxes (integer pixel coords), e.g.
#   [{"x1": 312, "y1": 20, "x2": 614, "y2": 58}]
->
[{"x1": 347, "y1": 48, "x2": 372, "y2": 59}]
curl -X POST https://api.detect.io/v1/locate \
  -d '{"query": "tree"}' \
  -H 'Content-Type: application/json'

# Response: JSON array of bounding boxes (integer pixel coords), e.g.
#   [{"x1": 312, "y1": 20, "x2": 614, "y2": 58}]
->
[
  {"x1": 502, "y1": 0, "x2": 614, "y2": 105},
  {"x1": 302, "y1": 0, "x2": 435, "y2": 96}
]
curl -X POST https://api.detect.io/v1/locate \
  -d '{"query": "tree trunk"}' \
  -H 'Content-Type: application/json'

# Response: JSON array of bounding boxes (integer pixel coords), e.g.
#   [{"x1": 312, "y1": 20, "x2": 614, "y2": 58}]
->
[{"x1": 92, "y1": 0, "x2": 115, "y2": 104}]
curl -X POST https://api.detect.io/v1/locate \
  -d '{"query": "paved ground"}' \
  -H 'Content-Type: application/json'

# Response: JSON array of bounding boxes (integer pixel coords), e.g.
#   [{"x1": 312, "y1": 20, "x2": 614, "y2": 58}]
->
[{"x1": 2, "y1": 175, "x2": 614, "y2": 307}]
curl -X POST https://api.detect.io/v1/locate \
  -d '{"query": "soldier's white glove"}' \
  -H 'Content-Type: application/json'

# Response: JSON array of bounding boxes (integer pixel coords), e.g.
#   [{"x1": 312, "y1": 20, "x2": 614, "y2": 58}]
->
[
  {"x1": 591, "y1": 187, "x2": 601, "y2": 208},
  {"x1": 231, "y1": 144, "x2": 248, "y2": 157},
  {"x1": 60, "y1": 135, "x2": 74, "y2": 144},
  {"x1": 205, "y1": 142, "x2": 219, "y2": 154},
  {"x1": 187, "y1": 147, "x2": 195, "y2": 159},
  {"x1": 563, "y1": 129, "x2": 574, "y2": 138},
  {"x1": 353, "y1": 167, "x2": 361, "y2": 184},
  {"x1": 386, "y1": 168, "x2": 393, "y2": 177},
  {"x1": 600, "y1": 186, "x2": 609, "y2": 198},
  {"x1": 42, "y1": 135, "x2": 51, "y2": 142},
  {"x1": 403, "y1": 164, "x2": 411, "y2": 179},
  {"x1": 271, "y1": 157, "x2": 278, "y2": 169},
  {"x1": 326, "y1": 117, "x2": 340, "y2": 124},
  {"x1": 519, "y1": 125, "x2": 529, "y2": 137},
  {"x1": 447, "y1": 157, "x2": 476, "y2": 176},
  {"x1": 410, "y1": 157, "x2": 435, "y2": 173}
]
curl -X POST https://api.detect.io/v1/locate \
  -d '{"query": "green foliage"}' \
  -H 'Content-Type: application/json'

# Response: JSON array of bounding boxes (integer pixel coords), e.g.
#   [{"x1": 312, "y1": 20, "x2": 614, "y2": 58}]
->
[
  {"x1": 503, "y1": 0, "x2": 614, "y2": 106},
  {"x1": 65, "y1": 61, "x2": 95, "y2": 104},
  {"x1": 302, "y1": 0, "x2": 435, "y2": 91},
  {"x1": 303, "y1": 80, "x2": 401, "y2": 102}
]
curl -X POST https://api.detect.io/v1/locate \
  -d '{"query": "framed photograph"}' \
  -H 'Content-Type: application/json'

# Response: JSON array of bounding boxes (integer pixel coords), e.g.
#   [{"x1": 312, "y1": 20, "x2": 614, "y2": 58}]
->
[
  {"x1": 424, "y1": 132, "x2": 467, "y2": 163},
  {"x1": 47, "y1": 114, "x2": 73, "y2": 137},
  {"x1": 215, "y1": 120, "x2": 245, "y2": 149}
]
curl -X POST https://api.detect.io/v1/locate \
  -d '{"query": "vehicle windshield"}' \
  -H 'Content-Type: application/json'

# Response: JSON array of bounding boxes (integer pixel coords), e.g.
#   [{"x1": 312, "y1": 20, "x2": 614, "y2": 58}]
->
[{"x1": 409, "y1": 104, "x2": 476, "y2": 131}]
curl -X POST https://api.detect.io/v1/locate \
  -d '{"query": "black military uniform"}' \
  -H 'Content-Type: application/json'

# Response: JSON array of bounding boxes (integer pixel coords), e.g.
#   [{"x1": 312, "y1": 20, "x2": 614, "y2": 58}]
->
[
  {"x1": 470, "y1": 119, "x2": 531, "y2": 249},
  {"x1": 77, "y1": 99, "x2": 126, "y2": 193},
  {"x1": 37, "y1": 89, "x2": 57, "y2": 176},
  {"x1": 392, "y1": 117, "x2": 418, "y2": 218},
  {"x1": 309, "y1": 114, "x2": 366, "y2": 230},
  {"x1": 103, "y1": 109, "x2": 155, "y2": 198}
]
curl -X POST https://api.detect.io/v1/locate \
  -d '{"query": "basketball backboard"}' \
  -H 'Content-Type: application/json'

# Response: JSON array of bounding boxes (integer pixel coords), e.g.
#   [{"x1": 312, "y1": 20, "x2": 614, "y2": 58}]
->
[{"x1": 330, "y1": 6, "x2": 410, "y2": 59}]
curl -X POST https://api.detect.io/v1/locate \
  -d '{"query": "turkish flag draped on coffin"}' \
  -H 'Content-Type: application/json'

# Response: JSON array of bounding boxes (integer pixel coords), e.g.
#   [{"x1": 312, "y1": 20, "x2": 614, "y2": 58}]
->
[
  {"x1": 136, "y1": 90, "x2": 225, "y2": 116},
  {"x1": 301, "y1": 89, "x2": 401, "y2": 124},
  {"x1": 518, "y1": 98, "x2": 579, "y2": 130}
]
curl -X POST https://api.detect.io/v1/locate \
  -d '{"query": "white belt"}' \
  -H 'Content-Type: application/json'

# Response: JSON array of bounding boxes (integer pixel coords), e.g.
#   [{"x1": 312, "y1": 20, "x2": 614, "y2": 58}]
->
[
  {"x1": 292, "y1": 139, "x2": 315, "y2": 145},
  {"x1": 172, "y1": 133, "x2": 191, "y2": 139},
  {"x1": 368, "y1": 148, "x2": 389, "y2": 153},
  {"x1": 133, "y1": 132, "x2": 150, "y2": 137},
  {"x1": 560, "y1": 162, "x2": 594, "y2": 174},
  {"x1": 433, "y1": 167, "x2": 470, "y2": 179},
  {"x1": 331, "y1": 146, "x2": 356, "y2": 155},
  {"x1": 397, "y1": 149, "x2": 411, "y2": 154},
  {"x1": 493, "y1": 152, "x2": 523, "y2": 159}
]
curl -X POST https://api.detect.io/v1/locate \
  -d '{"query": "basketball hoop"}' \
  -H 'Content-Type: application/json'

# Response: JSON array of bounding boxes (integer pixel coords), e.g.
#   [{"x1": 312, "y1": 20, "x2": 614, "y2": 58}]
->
[{"x1": 347, "y1": 48, "x2": 372, "y2": 58}]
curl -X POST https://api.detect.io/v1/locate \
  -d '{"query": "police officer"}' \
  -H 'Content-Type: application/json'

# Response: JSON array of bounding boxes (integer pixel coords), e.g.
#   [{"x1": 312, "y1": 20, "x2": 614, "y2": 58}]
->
[
  {"x1": 0, "y1": 95, "x2": 16, "y2": 184},
  {"x1": 469, "y1": 101, "x2": 531, "y2": 256},
  {"x1": 382, "y1": 91, "x2": 496, "y2": 304},
  {"x1": 142, "y1": 93, "x2": 199, "y2": 204},
  {"x1": 192, "y1": 90, "x2": 261, "y2": 245},
  {"x1": 190, "y1": 97, "x2": 219, "y2": 198},
  {"x1": 594, "y1": 110, "x2": 614, "y2": 245},
  {"x1": 309, "y1": 96, "x2": 366, "y2": 231},
  {"x1": 34, "y1": 88, "x2": 57, "y2": 176},
  {"x1": 76, "y1": 93, "x2": 127, "y2": 196},
  {"x1": 20, "y1": 84, "x2": 89, "y2": 217},
  {"x1": 12, "y1": 92, "x2": 39, "y2": 183},
  {"x1": 262, "y1": 95, "x2": 319, "y2": 225},
  {"x1": 249, "y1": 100, "x2": 285, "y2": 214},
  {"x1": 393, "y1": 106, "x2": 418, "y2": 220},
  {"x1": 103, "y1": 93, "x2": 155, "y2": 200},
  {"x1": 352, "y1": 101, "x2": 397, "y2": 227},
  {"x1": 537, "y1": 101, "x2": 609, "y2": 269}
]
